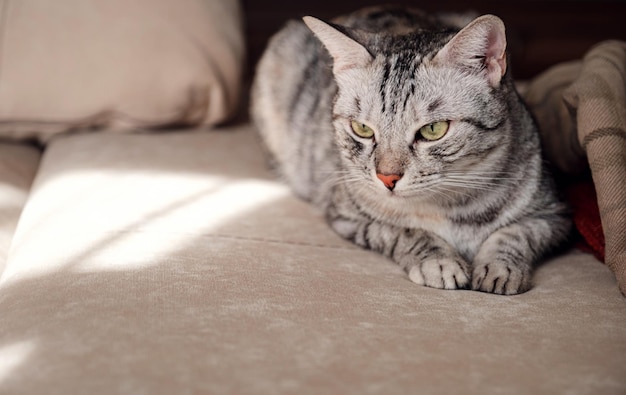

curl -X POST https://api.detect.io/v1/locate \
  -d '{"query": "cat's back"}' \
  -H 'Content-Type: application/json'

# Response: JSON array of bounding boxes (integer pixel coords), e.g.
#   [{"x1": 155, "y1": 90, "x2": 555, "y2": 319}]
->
[
  {"x1": 251, "y1": 18, "x2": 335, "y2": 200},
  {"x1": 251, "y1": 19, "x2": 324, "y2": 132},
  {"x1": 251, "y1": 19, "x2": 325, "y2": 124}
]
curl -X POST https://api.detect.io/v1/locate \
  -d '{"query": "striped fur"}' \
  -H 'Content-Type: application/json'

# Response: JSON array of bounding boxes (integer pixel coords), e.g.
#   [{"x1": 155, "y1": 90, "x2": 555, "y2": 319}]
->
[{"x1": 251, "y1": 6, "x2": 571, "y2": 295}]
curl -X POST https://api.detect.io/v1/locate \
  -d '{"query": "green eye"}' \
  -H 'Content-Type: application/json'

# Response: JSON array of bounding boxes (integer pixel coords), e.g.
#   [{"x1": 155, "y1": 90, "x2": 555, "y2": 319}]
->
[
  {"x1": 350, "y1": 120, "x2": 375, "y2": 139},
  {"x1": 418, "y1": 121, "x2": 450, "y2": 141}
]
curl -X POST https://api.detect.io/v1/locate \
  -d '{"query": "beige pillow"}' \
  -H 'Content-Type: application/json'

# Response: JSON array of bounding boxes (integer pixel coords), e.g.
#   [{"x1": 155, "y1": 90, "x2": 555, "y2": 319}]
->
[{"x1": 0, "y1": 0, "x2": 244, "y2": 142}]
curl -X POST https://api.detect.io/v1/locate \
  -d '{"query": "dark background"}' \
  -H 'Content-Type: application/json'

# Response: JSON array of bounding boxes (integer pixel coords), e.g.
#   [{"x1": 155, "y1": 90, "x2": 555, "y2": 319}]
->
[{"x1": 242, "y1": 0, "x2": 626, "y2": 80}]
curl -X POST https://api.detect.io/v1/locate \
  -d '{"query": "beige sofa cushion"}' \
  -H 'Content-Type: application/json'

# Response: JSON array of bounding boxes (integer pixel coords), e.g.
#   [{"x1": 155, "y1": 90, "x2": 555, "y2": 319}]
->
[
  {"x1": 0, "y1": 0, "x2": 244, "y2": 141},
  {"x1": 1, "y1": 125, "x2": 625, "y2": 394}
]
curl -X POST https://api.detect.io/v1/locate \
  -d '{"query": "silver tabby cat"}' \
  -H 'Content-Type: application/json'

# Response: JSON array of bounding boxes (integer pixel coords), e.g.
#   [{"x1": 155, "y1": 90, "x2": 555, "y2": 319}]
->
[{"x1": 251, "y1": 6, "x2": 571, "y2": 294}]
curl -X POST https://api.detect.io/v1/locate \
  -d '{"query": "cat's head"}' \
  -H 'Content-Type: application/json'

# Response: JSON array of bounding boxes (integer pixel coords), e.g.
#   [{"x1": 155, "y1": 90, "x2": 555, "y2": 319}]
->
[{"x1": 304, "y1": 14, "x2": 516, "y2": 206}]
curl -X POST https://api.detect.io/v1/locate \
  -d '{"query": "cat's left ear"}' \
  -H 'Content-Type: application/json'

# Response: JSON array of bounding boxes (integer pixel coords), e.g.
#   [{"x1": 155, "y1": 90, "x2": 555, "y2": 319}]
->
[
  {"x1": 303, "y1": 16, "x2": 373, "y2": 73},
  {"x1": 433, "y1": 15, "x2": 507, "y2": 88}
]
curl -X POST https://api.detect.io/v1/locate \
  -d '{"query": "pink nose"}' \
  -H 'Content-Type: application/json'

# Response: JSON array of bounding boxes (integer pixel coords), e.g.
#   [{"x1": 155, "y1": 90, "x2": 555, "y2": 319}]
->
[{"x1": 376, "y1": 173, "x2": 402, "y2": 190}]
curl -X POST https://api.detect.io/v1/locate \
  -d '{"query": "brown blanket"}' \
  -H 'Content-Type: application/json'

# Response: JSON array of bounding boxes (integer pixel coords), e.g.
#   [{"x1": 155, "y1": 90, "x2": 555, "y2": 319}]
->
[{"x1": 525, "y1": 40, "x2": 626, "y2": 295}]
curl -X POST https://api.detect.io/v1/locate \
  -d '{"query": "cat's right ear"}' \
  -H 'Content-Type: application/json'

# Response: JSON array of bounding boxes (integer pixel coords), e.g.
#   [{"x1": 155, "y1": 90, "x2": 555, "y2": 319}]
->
[
  {"x1": 433, "y1": 14, "x2": 507, "y2": 88},
  {"x1": 303, "y1": 16, "x2": 373, "y2": 73}
]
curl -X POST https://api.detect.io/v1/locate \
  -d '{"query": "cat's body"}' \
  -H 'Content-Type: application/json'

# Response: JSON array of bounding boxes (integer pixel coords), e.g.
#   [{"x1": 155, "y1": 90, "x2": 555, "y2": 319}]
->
[{"x1": 251, "y1": 6, "x2": 571, "y2": 294}]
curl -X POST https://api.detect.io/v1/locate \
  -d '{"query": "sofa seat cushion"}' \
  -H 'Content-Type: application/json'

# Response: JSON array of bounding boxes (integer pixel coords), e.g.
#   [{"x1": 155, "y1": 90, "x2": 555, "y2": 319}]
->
[{"x1": 0, "y1": 125, "x2": 625, "y2": 394}]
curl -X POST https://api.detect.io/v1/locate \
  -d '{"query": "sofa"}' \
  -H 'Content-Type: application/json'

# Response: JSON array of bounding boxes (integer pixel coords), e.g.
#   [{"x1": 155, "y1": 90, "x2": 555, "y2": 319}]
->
[{"x1": 1, "y1": 1, "x2": 625, "y2": 394}]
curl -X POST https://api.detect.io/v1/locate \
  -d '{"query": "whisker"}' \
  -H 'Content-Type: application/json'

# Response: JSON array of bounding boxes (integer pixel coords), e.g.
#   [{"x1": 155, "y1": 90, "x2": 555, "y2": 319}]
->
[
  {"x1": 434, "y1": 186, "x2": 474, "y2": 200},
  {"x1": 424, "y1": 187, "x2": 455, "y2": 202},
  {"x1": 447, "y1": 175, "x2": 525, "y2": 181},
  {"x1": 446, "y1": 172, "x2": 526, "y2": 181},
  {"x1": 444, "y1": 180, "x2": 502, "y2": 189},
  {"x1": 440, "y1": 183, "x2": 499, "y2": 194}
]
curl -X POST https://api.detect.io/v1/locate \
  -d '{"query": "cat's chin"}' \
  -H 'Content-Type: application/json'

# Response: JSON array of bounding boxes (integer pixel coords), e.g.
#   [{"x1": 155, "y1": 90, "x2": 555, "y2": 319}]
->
[
  {"x1": 376, "y1": 188, "x2": 439, "y2": 204},
  {"x1": 370, "y1": 187, "x2": 442, "y2": 210},
  {"x1": 383, "y1": 191, "x2": 464, "y2": 216},
  {"x1": 360, "y1": 188, "x2": 448, "y2": 228}
]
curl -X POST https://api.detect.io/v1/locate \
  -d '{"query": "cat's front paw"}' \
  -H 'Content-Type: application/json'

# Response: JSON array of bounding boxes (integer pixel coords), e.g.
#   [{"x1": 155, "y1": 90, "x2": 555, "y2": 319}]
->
[
  {"x1": 408, "y1": 258, "x2": 470, "y2": 290},
  {"x1": 472, "y1": 261, "x2": 531, "y2": 295}
]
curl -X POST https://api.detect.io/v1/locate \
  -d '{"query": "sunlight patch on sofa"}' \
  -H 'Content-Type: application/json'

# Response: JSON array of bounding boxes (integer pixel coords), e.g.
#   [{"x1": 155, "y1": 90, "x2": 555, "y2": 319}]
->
[
  {"x1": 0, "y1": 341, "x2": 37, "y2": 385},
  {"x1": 2, "y1": 170, "x2": 290, "y2": 278},
  {"x1": 68, "y1": 178, "x2": 291, "y2": 272}
]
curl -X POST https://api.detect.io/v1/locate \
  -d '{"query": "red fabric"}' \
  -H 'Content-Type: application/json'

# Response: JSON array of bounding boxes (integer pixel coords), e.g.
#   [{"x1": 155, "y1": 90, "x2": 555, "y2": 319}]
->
[{"x1": 565, "y1": 180, "x2": 605, "y2": 262}]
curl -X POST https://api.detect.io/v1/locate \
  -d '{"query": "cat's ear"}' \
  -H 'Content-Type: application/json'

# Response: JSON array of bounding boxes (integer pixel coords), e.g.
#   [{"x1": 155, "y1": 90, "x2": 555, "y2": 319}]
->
[
  {"x1": 303, "y1": 16, "x2": 373, "y2": 73},
  {"x1": 434, "y1": 15, "x2": 507, "y2": 87}
]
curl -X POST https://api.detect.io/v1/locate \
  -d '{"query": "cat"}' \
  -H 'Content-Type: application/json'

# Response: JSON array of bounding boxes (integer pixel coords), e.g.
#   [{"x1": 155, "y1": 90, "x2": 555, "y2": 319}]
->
[{"x1": 251, "y1": 6, "x2": 571, "y2": 295}]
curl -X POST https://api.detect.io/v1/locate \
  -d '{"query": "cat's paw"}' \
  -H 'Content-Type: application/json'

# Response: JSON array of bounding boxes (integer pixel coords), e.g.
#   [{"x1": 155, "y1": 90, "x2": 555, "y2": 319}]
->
[
  {"x1": 408, "y1": 258, "x2": 470, "y2": 290},
  {"x1": 472, "y1": 261, "x2": 531, "y2": 295}
]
